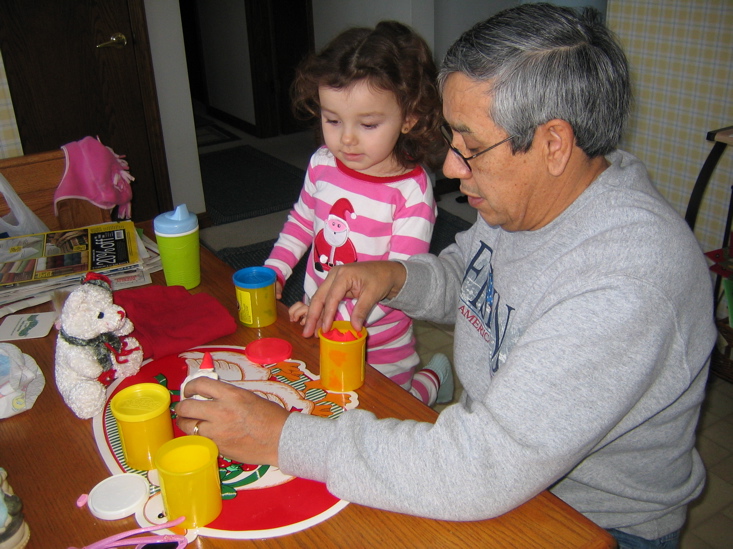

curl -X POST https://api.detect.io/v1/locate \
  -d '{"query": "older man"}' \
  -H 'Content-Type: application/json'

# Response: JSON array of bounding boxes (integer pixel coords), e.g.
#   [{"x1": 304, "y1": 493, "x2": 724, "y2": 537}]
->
[{"x1": 177, "y1": 4, "x2": 715, "y2": 547}]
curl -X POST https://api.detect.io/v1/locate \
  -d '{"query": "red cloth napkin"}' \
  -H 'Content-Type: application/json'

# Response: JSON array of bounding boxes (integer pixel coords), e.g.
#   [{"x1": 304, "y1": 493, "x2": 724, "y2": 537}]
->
[{"x1": 115, "y1": 285, "x2": 237, "y2": 360}]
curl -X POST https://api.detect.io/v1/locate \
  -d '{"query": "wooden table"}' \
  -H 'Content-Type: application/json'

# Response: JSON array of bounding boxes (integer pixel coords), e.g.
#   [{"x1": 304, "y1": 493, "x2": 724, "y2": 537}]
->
[{"x1": 0, "y1": 223, "x2": 615, "y2": 548}]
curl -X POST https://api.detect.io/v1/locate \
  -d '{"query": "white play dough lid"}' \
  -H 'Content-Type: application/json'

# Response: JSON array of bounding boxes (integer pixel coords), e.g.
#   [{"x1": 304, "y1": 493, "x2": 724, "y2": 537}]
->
[{"x1": 87, "y1": 473, "x2": 149, "y2": 520}]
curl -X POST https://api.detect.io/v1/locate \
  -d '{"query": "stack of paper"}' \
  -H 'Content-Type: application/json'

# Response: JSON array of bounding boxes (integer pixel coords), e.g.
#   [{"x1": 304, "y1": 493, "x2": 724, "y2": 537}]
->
[{"x1": 0, "y1": 222, "x2": 162, "y2": 318}]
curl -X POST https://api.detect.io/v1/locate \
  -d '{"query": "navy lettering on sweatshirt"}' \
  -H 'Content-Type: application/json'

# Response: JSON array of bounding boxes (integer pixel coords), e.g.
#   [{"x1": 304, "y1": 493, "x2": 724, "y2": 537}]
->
[{"x1": 460, "y1": 241, "x2": 514, "y2": 374}]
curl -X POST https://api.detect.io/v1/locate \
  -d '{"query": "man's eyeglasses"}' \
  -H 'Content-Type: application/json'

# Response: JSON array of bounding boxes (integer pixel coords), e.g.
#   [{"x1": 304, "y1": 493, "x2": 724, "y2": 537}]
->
[{"x1": 440, "y1": 124, "x2": 514, "y2": 172}]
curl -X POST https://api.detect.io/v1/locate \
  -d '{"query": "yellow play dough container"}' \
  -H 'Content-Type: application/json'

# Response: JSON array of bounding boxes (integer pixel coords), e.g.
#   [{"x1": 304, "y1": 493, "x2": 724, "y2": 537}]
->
[
  {"x1": 110, "y1": 383, "x2": 174, "y2": 471},
  {"x1": 154, "y1": 435, "x2": 222, "y2": 529}
]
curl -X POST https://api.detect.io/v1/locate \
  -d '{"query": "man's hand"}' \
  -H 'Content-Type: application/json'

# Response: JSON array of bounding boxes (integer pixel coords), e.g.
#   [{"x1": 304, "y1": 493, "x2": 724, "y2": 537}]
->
[
  {"x1": 176, "y1": 377, "x2": 289, "y2": 466},
  {"x1": 302, "y1": 261, "x2": 407, "y2": 337}
]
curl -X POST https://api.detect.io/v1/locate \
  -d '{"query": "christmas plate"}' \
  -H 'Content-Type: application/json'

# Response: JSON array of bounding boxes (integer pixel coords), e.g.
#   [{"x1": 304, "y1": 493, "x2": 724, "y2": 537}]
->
[{"x1": 92, "y1": 344, "x2": 359, "y2": 539}]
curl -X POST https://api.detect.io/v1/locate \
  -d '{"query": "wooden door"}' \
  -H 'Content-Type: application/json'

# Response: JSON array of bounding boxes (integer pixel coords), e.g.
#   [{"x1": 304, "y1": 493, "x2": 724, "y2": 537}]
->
[{"x1": 0, "y1": 0, "x2": 172, "y2": 222}]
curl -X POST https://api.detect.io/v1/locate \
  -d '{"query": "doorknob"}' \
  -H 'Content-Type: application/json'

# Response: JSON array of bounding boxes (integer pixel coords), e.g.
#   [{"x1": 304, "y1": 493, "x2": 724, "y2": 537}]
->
[{"x1": 96, "y1": 32, "x2": 127, "y2": 49}]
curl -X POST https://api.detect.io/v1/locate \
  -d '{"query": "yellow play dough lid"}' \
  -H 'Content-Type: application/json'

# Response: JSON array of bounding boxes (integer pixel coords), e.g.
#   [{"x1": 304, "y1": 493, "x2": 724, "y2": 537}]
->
[{"x1": 110, "y1": 383, "x2": 170, "y2": 423}]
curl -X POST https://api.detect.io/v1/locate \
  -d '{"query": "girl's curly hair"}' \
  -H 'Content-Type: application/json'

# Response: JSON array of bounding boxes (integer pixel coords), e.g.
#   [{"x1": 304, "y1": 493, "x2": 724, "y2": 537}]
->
[{"x1": 291, "y1": 20, "x2": 446, "y2": 171}]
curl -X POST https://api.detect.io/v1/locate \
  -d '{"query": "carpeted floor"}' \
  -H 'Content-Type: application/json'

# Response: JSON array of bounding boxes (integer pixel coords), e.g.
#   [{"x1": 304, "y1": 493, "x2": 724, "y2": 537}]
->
[
  {"x1": 199, "y1": 145, "x2": 305, "y2": 226},
  {"x1": 215, "y1": 207, "x2": 473, "y2": 307}
]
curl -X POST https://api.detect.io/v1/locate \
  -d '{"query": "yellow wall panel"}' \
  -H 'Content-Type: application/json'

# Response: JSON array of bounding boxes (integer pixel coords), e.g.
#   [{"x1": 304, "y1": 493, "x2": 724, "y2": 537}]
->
[{"x1": 608, "y1": 0, "x2": 733, "y2": 253}]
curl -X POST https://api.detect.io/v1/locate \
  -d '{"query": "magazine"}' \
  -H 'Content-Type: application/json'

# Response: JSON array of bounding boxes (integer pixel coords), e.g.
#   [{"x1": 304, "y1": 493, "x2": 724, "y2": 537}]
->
[
  {"x1": 0, "y1": 222, "x2": 163, "y2": 318},
  {"x1": 0, "y1": 221, "x2": 140, "y2": 286}
]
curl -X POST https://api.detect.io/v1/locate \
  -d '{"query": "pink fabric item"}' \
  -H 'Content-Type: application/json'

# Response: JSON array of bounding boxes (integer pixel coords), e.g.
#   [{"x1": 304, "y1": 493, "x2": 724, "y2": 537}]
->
[{"x1": 54, "y1": 136, "x2": 135, "y2": 219}]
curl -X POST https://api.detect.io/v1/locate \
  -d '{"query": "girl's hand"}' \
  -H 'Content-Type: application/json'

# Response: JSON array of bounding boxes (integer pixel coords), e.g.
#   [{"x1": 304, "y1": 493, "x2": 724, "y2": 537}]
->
[
  {"x1": 275, "y1": 280, "x2": 283, "y2": 300},
  {"x1": 289, "y1": 301, "x2": 309, "y2": 325}
]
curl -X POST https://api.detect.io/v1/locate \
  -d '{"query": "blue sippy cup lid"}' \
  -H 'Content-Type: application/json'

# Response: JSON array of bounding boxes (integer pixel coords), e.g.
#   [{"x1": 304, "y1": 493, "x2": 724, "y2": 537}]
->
[{"x1": 154, "y1": 204, "x2": 198, "y2": 234}]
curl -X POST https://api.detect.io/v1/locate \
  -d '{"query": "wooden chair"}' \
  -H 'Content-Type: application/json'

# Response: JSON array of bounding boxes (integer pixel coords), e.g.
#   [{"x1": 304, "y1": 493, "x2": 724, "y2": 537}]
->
[
  {"x1": 684, "y1": 125, "x2": 733, "y2": 230},
  {"x1": 684, "y1": 126, "x2": 733, "y2": 384},
  {"x1": 0, "y1": 149, "x2": 112, "y2": 231}
]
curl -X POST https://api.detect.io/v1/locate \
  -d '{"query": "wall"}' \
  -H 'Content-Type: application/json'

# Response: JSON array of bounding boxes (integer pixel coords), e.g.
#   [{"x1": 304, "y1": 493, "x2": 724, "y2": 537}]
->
[
  {"x1": 143, "y1": 0, "x2": 205, "y2": 214},
  {"x1": 312, "y1": 0, "x2": 435, "y2": 52},
  {"x1": 434, "y1": 0, "x2": 515, "y2": 63},
  {"x1": 311, "y1": 0, "x2": 512, "y2": 65},
  {"x1": 607, "y1": 0, "x2": 733, "y2": 253},
  {"x1": 0, "y1": 51, "x2": 21, "y2": 159}
]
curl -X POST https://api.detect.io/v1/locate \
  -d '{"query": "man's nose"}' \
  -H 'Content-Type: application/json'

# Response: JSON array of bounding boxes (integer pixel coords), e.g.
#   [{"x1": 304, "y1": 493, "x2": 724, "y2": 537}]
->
[{"x1": 442, "y1": 150, "x2": 471, "y2": 180}]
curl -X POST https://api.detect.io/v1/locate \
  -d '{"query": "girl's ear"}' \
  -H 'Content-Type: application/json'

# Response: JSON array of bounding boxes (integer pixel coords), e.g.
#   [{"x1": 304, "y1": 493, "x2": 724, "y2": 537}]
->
[{"x1": 402, "y1": 115, "x2": 418, "y2": 134}]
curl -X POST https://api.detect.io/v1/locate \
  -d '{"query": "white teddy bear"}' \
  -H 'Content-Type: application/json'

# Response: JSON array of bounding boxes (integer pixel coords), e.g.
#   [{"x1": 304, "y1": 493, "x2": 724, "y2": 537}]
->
[{"x1": 54, "y1": 272, "x2": 143, "y2": 419}]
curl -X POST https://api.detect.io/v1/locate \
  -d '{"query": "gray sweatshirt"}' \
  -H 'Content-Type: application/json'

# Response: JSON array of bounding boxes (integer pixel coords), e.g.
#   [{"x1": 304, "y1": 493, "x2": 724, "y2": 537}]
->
[{"x1": 279, "y1": 150, "x2": 716, "y2": 539}]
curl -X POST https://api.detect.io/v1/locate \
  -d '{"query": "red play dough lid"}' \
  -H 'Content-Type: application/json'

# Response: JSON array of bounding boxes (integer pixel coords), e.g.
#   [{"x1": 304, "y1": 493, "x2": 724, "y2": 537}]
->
[{"x1": 245, "y1": 338, "x2": 293, "y2": 364}]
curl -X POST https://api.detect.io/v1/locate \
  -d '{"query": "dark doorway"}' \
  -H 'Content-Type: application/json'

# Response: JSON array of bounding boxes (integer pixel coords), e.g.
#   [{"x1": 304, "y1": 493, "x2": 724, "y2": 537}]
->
[{"x1": 180, "y1": 0, "x2": 314, "y2": 138}]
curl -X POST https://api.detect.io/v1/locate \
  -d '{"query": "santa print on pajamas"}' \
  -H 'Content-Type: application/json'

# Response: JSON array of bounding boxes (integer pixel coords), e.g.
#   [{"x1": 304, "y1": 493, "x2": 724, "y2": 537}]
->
[{"x1": 265, "y1": 146, "x2": 437, "y2": 382}]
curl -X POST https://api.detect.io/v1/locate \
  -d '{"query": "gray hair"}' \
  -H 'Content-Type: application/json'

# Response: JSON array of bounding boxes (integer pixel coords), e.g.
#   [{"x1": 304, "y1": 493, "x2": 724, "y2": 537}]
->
[{"x1": 438, "y1": 3, "x2": 630, "y2": 157}]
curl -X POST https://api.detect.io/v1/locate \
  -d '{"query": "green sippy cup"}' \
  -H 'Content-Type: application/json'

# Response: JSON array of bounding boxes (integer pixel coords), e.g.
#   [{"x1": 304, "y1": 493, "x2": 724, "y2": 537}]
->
[{"x1": 154, "y1": 204, "x2": 200, "y2": 289}]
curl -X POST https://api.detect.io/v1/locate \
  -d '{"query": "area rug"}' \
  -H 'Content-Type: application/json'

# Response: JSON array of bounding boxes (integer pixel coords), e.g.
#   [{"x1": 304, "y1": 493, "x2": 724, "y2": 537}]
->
[
  {"x1": 215, "y1": 207, "x2": 473, "y2": 307},
  {"x1": 199, "y1": 145, "x2": 305, "y2": 225}
]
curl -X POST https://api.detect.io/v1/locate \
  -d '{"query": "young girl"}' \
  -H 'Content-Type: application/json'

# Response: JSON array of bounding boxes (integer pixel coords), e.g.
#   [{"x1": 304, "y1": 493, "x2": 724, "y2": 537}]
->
[{"x1": 264, "y1": 21, "x2": 453, "y2": 406}]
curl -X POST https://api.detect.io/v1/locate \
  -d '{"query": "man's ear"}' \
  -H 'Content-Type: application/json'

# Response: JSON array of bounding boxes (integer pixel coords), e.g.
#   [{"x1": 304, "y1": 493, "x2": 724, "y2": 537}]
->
[{"x1": 539, "y1": 119, "x2": 574, "y2": 176}]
